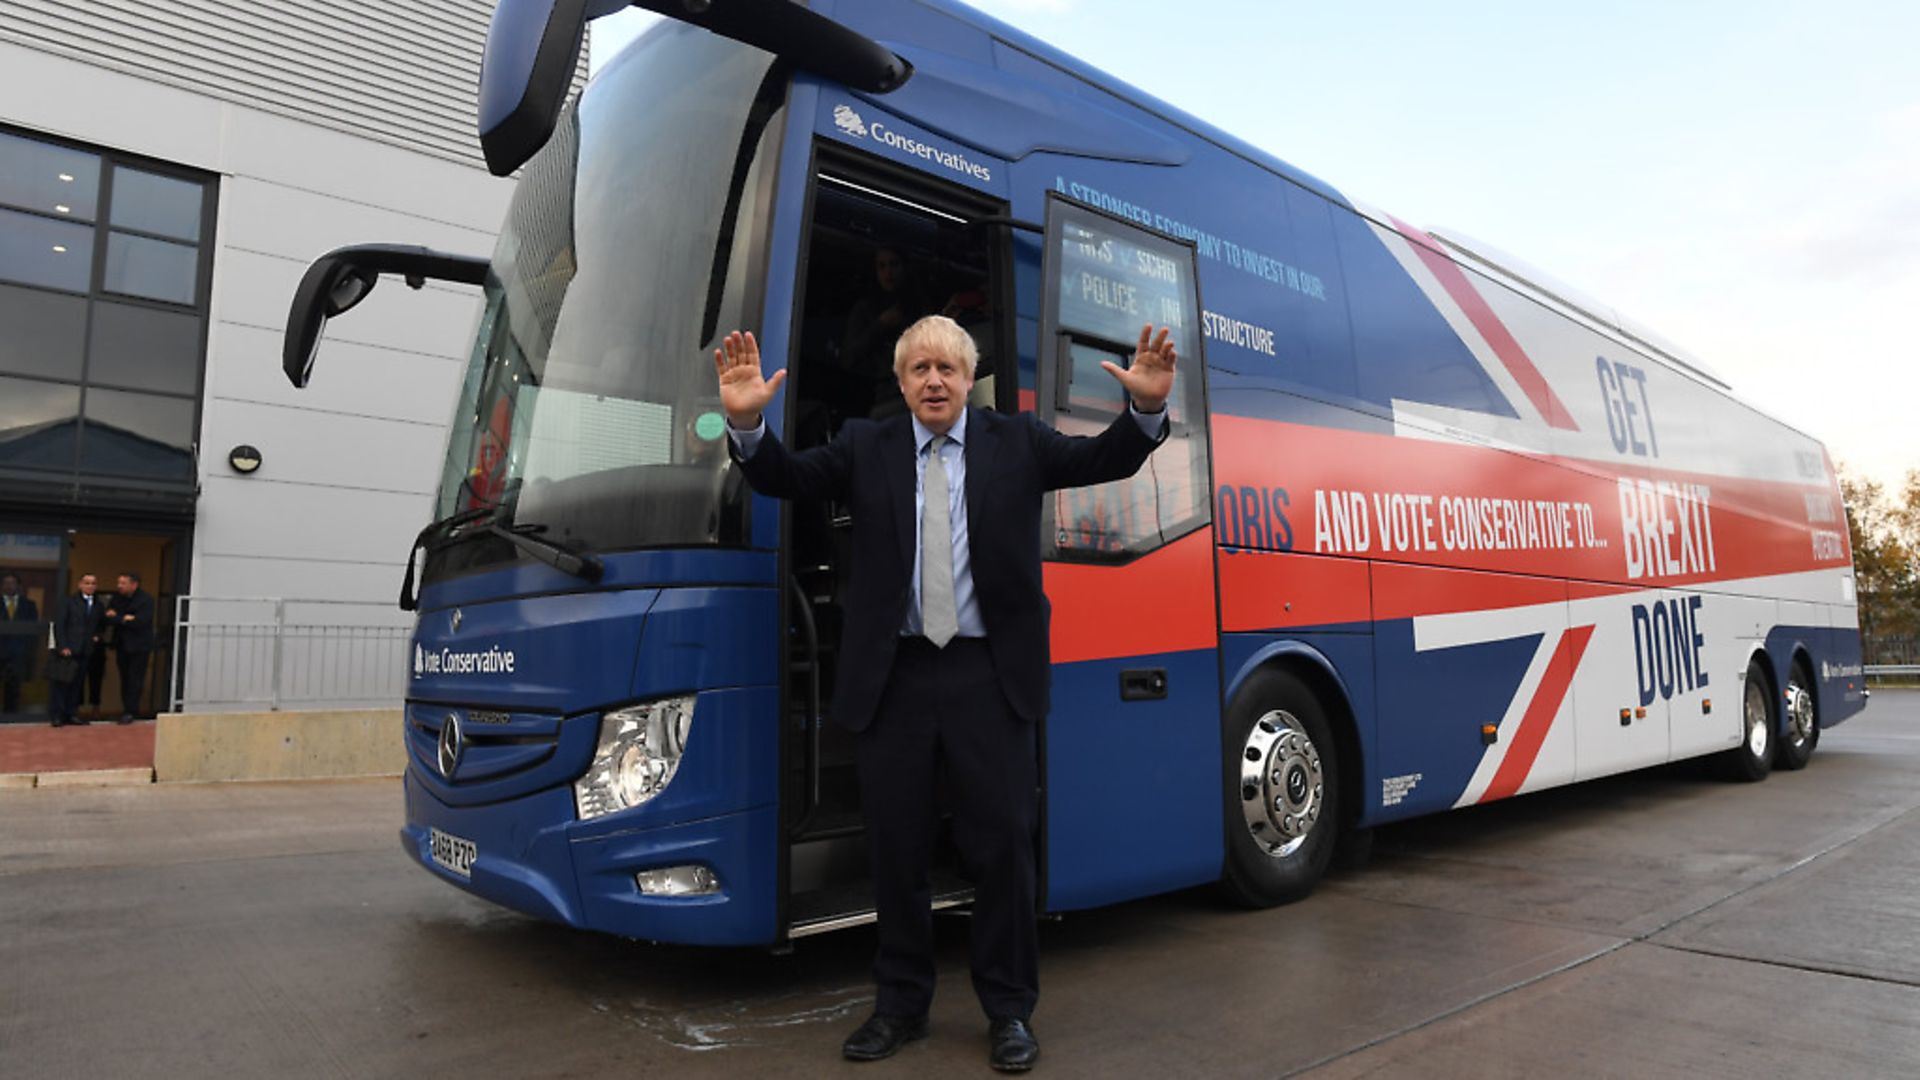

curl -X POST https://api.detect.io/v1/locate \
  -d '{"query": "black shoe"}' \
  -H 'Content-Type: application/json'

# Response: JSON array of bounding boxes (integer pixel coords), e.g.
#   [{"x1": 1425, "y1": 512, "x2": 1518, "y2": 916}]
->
[
  {"x1": 50, "y1": 717, "x2": 65, "y2": 727},
  {"x1": 117, "y1": 715, "x2": 134, "y2": 725},
  {"x1": 842, "y1": 1013, "x2": 928, "y2": 1061},
  {"x1": 989, "y1": 1018, "x2": 1039, "y2": 1073},
  {"x1": 69, "y1": 716, "x2": 89, "y2": 726}
]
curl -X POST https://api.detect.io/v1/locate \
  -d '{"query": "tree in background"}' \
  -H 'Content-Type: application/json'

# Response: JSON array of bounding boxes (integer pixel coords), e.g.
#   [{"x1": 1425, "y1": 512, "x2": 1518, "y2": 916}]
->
[{"x1": 1841, "y1": 466, "x2": 1920, "y2": 664}]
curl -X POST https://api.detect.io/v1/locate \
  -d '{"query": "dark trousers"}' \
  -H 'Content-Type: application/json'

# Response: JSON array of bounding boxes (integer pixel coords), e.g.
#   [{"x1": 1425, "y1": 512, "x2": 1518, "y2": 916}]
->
[
  {"x1": 0, "y1": 659, "x2": 20, "y2": 714},
  {"x1": 85, "y1": 647, "x2": 108, "y2": 707},
  {"x1": 117, "y1": 649, "x2": 150, "y2": 719},
  {"x1": 858, "y1": 636, "x2": 1039, "y2": 1022},
  {"x1": 50, "y1": 658, "x2": 84, "y2": 720}
]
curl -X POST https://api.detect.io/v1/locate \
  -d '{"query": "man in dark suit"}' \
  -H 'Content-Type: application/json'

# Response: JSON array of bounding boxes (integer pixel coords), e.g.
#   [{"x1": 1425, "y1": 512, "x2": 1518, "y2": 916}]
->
[
  {"x1": 0, "y1": 571, "x2": 41, "y2": 715},
  {"x1": 714, "y1": 315, "x2": 1175, "y2": 1071},
  {"x1": 49, "y1": 574, "x2": 106, "y2": 726},
  {"x1": 103, "y1": 571, "x2": 155, "y2": 723}
]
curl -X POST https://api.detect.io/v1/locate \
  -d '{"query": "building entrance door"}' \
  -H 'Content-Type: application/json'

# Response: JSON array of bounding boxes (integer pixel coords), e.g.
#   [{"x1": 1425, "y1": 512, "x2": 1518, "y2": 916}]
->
[
  {"x1": 66, "y1": 531, "x2": 177, "y2": 722},
  {"x1": 0, "y1": 529, "x2": 179, "y2": 724}
]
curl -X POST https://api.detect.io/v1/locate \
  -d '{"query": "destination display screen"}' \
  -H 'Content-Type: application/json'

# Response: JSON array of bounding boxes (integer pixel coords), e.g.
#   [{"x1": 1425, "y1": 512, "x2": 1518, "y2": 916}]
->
[{"x1": 1051, "y1": 202, "x2": 1200, "y2": 363}]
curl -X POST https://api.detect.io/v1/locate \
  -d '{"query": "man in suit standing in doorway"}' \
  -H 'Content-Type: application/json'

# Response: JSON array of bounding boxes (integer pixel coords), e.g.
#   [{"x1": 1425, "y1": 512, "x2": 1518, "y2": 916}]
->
[
  {"x1": 714, "y1": 315, "x2": 1175, "y2": 1072},
  {"x1": 50, "y1": 573, "x2": 105, "y2": 726},
  {"x1": 103, "y1": 571, "x2": 155, "y2": 723},
  {"x1": 0, "y1": 571, "x2": 40, "y2": 715}
]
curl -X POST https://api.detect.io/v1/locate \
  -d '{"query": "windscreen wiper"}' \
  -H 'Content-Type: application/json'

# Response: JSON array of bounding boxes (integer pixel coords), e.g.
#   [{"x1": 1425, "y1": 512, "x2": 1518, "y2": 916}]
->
[
  {"x1": 399, "y1": 505, "x2": 496, "y2": 611},
  {"x1": 451, "y1": 517, "x2": 604, "y2": 586},
  {"x1": 396, "y1": 504, "x2": 603, "y2": 611}
]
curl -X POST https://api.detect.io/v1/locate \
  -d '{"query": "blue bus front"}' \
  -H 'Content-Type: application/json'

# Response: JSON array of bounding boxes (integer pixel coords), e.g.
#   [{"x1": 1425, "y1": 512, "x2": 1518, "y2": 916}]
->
[{"x1": 397, "y1": 27, "x2": 795, "y2": 945}]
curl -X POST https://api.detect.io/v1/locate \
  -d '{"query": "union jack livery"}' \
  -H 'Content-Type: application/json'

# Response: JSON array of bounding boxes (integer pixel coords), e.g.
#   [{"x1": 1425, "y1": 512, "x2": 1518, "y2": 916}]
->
[{"x1": 286, "y1": 0, "x2": 1863, "y2": 942}]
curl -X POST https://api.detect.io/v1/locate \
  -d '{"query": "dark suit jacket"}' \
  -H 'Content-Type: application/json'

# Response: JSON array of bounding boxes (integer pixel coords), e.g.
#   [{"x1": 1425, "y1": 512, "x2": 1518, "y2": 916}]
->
[
  {"x1": 54, "y1": 593, "x2": 104, "y2": 656},
  {"x1": 107, "y1": 589, "x2": 156, "y2": 653},
  {"x1": 735, "y1": 405, "x2": 1163, "y2": 731},
  {"x1": 0, "y1": 593, "x2": 39, "y2": 665}
]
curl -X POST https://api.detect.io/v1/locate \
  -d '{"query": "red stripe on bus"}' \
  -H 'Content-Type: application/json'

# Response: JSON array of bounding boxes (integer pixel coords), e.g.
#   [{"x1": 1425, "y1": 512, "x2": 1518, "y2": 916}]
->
[
  {"x1": 1045, "y1": 528, "x2": 1217, "y2": 665},
  {"x1": 1390, "y1": 218, "x2": 1579, "y2": 431},
  {"x1": 1370, "y1": 561, "x2": 1566, "y2": 622},
  {"x1": 1211, "y1": 415, "x2": 1849, "y2": 591},
  {"x1": 1218, "y1": 549, "x2": 1371, "y2": 631},
  {"x1": 1481, "y1": 624, "x2": 1594, "y2": 803}
]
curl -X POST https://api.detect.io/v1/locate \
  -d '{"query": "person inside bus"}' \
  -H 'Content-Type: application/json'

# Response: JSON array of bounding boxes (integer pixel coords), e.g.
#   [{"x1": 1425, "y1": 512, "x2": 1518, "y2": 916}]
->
[
  {"x1": 838, "y1": 246, "x2": 929, "y2": 417},
  {"x1": 713, "y1": 315, "x2": 1176, "y2": 1071}
]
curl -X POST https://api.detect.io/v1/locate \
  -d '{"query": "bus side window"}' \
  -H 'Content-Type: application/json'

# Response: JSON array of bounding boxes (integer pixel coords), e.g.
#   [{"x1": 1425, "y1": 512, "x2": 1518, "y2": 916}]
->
[{"x1": 1038, "y1": 195, "x2": 1211, "y2": 562}]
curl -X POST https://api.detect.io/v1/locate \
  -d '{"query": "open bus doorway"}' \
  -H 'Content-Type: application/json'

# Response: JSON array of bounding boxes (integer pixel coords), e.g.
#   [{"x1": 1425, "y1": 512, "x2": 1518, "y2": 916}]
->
[{"x1": 780, "y1": 151, "x2": 1012, "y2": 934}]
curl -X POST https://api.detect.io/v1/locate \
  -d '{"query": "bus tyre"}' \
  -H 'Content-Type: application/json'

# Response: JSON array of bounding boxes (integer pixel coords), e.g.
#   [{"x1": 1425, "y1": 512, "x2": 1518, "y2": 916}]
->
[
  {"x1": 1220, "y1": 669, "x2": 1340, "y2": 908},
  {"x1": 1776, "y1": 658, "x2": 1819, "y2": 771},
  {"x1": 1721, "y1": 660, "x2": 1775, "y2": 783}
]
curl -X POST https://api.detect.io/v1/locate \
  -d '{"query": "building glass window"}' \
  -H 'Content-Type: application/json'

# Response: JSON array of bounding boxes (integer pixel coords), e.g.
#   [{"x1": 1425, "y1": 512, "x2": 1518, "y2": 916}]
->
[
  {"x1": 0, "y1": 207, "x2": 94, "y2": 292},
  {"x1": 109, "y1": 167, "x2": 202, "y2": 241},
  {"x1": 88, "y1": 301, "x2": 201, "y2": 394},
  {"x1": 0, "y1": 125, "x2": 212, "y2": 493},
  {"x1": 0, "y1": 285, "x2": 87, "y2": 381},
  {"x1": 0, "y1": 376, "x2": 81, "y2": 470},
  {"x1": 0, "y1": 131, "x2": 100, "y2": 220},
  {"x1": 80, "y1": 389, "x2": 197, "y2": 480},
  {"x1": 105, "y1": 232, "x2": 198, "y2": 305}
]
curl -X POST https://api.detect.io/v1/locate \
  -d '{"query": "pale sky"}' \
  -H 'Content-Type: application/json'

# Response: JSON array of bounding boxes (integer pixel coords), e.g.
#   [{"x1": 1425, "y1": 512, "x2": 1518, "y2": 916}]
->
[{"x1": 591, "y1": 1, "x2": 1918, "y2": 492}]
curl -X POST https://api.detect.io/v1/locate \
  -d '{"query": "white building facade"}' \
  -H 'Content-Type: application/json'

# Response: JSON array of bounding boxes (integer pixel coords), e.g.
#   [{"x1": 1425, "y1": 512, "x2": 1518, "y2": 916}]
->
[{"x1": 0, "y1": 1, "x2": 540, "y2": 718}]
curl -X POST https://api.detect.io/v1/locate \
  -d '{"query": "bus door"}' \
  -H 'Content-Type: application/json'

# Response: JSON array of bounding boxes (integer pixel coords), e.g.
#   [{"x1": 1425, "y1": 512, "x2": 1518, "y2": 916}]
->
[
  {"x1": 1034, "y1": 194, "x2": 1224, "y2": 910},
  {"x1": 780, "y1": 146, "x2": 1015, "y2": 933}
]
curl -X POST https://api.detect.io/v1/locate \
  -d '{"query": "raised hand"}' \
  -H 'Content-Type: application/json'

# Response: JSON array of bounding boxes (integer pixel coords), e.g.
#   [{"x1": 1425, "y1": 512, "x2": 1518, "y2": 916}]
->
[
  {"x1": 712, "y1": 330, "x2": 787, "y2": 429},
  {"x1": 1100, "y1": 324, "x2": 1178, "y2": 413}
]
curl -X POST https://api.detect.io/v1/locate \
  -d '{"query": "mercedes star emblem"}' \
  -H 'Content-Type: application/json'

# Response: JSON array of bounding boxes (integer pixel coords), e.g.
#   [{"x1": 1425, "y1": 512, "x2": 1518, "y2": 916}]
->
[
  {"x1": 450, "y1": 608, "x2": 463, "y2": 633},
  {"x1": 438, "y1": 713, "x2": 464, "y2": 779}
]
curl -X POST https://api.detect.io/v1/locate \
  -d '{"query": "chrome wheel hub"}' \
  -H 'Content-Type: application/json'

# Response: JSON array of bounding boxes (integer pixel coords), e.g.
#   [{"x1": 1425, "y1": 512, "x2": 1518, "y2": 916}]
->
[
  {"x1": 1744, "y1": 676, "x2": 1770, "y2": 758},
  {"x1": 1239, "y1": 710, "x2": 1324, "y2": 859},
  {"x1": 1785, "y1": 681, "x2": 1816, "y2": 746}
]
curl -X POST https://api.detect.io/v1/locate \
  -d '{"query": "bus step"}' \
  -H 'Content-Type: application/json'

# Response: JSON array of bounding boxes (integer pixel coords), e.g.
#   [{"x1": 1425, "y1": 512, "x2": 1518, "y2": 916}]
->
[{"x1": 788, "y1": 873, "x2": 972, "y2": 938}]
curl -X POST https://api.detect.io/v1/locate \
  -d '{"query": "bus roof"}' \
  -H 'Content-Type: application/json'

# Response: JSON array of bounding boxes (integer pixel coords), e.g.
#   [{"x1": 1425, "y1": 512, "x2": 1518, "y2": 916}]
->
[{"x1": 911, "y1": 0, "x2": 1348, "y2": 208}]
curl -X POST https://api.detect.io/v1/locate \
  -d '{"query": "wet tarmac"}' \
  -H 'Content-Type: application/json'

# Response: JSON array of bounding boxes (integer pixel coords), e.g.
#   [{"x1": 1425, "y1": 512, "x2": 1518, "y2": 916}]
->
[{"x1": 4, "y1": 690, "x2": 1918, "y2": 1078}]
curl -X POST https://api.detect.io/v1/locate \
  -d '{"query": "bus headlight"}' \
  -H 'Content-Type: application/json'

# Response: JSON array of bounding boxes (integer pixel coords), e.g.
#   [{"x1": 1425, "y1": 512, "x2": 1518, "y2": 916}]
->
[{"x1": 574, "y1": 695, "x2": 696, "y2": 820}]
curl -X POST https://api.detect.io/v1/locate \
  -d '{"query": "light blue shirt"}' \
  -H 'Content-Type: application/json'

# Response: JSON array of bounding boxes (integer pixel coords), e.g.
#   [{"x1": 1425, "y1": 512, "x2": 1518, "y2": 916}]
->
[{"x1": 728, "y1": 404, "x2": 1167, "y2": 639}]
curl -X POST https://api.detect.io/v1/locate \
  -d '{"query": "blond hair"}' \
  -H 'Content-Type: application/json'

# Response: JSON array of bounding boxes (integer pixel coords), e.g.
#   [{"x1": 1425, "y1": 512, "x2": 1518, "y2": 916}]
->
[{"x1": 892, "y1": 315, "x2": 978, "y2": 381}]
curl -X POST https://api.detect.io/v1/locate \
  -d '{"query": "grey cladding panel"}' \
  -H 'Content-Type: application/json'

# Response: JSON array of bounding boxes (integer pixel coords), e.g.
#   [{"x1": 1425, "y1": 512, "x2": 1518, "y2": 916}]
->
[{"x1": 0, "y1": 0, "x2": 590, "y2": 169}]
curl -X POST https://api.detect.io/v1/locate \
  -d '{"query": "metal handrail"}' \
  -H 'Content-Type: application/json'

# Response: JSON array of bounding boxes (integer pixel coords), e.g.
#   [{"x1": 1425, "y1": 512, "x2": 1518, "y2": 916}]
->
[{"x1": 170, "y1": 595, "x2": 411, "y2": 712}]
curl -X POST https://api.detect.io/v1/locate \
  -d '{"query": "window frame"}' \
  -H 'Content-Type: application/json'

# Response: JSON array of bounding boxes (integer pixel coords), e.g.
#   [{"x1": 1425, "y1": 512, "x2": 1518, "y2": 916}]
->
[
  {"x1": 0, "y1": 123, "x2": 216, "y2": 490},
  {"x1": 1036, "y1": 191, "x2": 1214, "y2": 565}
]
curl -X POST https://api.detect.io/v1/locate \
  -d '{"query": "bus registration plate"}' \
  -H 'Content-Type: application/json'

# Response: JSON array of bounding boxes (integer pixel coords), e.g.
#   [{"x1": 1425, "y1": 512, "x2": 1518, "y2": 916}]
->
[{"x1": 430, "y1": 827, "x2": 477, "y2": 878}]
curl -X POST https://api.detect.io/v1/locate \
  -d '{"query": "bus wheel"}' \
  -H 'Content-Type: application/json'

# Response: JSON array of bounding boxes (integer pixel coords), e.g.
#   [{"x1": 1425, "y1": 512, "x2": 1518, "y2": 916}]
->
[
  {"x1": 1721, "y1": 660, "x2": 1775, "y2": 783},
  {"x1": 1776, "y1": 658, "x2": 1819, "y2": 771},
  {"x1": 1220, "y1": 669, "x2": 1340, "y2": 908}
]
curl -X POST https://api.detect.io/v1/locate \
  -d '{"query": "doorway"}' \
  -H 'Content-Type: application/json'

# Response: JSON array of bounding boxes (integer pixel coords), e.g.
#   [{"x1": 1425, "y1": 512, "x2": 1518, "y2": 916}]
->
[
  {"x1": 0, "y1": 528, "x2": 179, "y2": 723},
  {"x1": 780, "y1": 147, "x2": 1011, "y2": 932}
]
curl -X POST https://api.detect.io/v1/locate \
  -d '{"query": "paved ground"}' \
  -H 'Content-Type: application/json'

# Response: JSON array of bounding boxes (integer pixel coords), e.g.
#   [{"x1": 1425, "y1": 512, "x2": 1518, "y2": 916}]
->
[
  {"x1": 0, "y1": 719, "x2": 154, "y2": 778},
  {"x1": 2, "y1": 691, "x2": 1917, "y2": 1079}
]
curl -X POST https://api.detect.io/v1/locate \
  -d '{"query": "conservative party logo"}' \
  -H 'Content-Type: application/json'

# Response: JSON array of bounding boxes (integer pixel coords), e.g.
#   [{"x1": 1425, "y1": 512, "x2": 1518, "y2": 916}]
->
[
  {"x1": 833, "y1": 104, "x2": 868, "y2": 138},
  {"x1": 828, "y1": 102, "x2": 993, "y2": 184}
]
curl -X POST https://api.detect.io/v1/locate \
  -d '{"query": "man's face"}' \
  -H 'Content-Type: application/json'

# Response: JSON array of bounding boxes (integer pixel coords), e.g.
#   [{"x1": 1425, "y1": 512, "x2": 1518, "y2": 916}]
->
[
  {"x1": 898, "y1": 346, "x2": 974, "y2": 434},
  {"x1": 0, "y1": 575, "x2": 17, "y2": 597},
  {"x1": 874, "y1": 250, "x2": 904, "y2": 294},
  {"x1": 116, "y1": 575, "x2": 135, "y2": 596},
  {"x1": 78, "y1": 575, "x2": 96, "y2": 596}
]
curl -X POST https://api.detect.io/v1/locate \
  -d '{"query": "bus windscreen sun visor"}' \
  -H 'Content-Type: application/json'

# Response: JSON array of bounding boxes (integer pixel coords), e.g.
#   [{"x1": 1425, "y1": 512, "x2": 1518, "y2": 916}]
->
[{"x1": 479, "y1": 0, "x2": 911, "y2": 177}]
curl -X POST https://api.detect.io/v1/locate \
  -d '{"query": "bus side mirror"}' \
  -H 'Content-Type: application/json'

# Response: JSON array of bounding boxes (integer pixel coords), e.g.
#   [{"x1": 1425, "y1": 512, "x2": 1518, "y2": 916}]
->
[
  {"x1": 479, "y1": 0, "x2": 911, "y2": 178},
  {"x1": 283, "y1": 244, "x2": 489, "y2": 388}
]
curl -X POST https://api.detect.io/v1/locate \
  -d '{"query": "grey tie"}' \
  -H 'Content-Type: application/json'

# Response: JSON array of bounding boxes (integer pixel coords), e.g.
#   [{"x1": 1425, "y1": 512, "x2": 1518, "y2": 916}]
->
[{"x1": 920, "y1": 435, "x2": 958, "y2": 647}]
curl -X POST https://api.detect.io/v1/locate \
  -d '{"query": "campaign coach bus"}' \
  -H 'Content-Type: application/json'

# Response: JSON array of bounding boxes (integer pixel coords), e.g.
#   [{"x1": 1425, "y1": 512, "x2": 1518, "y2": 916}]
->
[{"x1": 283, "y1": 0, "x2": 1865, "y2": 942}]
